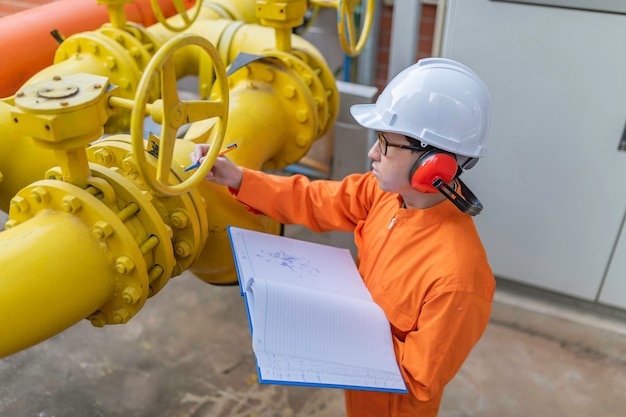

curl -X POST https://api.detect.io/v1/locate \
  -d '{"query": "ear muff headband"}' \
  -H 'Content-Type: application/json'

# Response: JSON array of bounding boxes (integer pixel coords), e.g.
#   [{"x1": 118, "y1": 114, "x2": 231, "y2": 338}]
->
[
  {"x1": 409, "y1": 150, "x2": 459, "y2": 193},
  {"x1": 434, "y1": 178, "x2": 484, "y2": 216}
]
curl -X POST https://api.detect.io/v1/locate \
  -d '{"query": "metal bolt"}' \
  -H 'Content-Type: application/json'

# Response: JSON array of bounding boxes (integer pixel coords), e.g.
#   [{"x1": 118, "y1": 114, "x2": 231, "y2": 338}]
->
[
  {"x1": 105, "y1": 56, "x2": 117, "y2": 70},
  {"x1": 115, "y1": 256, "x2": 135, "y2": 274},
  {"x1": 122, "y1": 287, "x2": 141, "y2": 305},
  {"x1": 30, "y1": 186, "x2": 50, "y2": 204},
  {"x1": 53, "y1": 75, "x2": 62, "y2": 81},
  {"x1": 89, "y1": 311, "x2": 107, "y2": 328},
  {"x1": 5, "y1": 219, "x2": 19, "y2": 229},
  {"x1": 119, "y1": 77, "x2": 131, "y2": 91},
  {"x1": 88, "y1": 42, "x2": 99, "y2": 55},
  {"x1": 92, "y1": 220, "x2": 114, "y2": 240},
  {"x1": 61, "y1": 195, "x2": 82, "y2": 213},
  {"x1": 112, "y1": 307, "x2": 130, "y2": 324},
  {"x1": 117, "y1": 202, "x2": 139, "y2": 222},
  {"x1": 148, "y1": 265, "x2": 164, "y2": 283},
  {"x1": 9, "y1": 196, "x2": 30, "y2": 213},
  {"x1": 283, "y1": 85, "x2": 296, "y2": 99},
  {"x1": 93, "y1": 148, "x2": 113, "y2": 165},
  {"x1": 122, "y1": 156, "x2": 136, "y2": 174},
  {"x1": 60, "y1": 101, "x2": 69, "y2": 107},
  {"x1": 296, "y1": 110, "x2": 309, "y2": 123},
  {"x1": 174, "y1": 240, "x2": 192, "y2": 258},
  {"x1": 296, "y1": 134, "x2": 308, "y2": 147},
  {"x1": 170, "y1": 211, "x2": 189, "y2": 229},
  {"x1": 140, "y1": 235, "x2": 160, "y2": 255}
]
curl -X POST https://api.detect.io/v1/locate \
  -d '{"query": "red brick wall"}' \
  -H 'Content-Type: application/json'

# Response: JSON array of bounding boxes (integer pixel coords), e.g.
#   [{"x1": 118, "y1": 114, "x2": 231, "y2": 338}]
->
[{"x1": 376, "y1": 3, "x2": 437, "y2": 91}]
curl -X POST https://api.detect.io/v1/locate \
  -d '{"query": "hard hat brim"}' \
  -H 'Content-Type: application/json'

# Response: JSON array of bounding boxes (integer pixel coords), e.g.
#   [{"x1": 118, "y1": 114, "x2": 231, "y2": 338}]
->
[{"x1": 350, "y1": 104, "x2": 389, "y2": 131}]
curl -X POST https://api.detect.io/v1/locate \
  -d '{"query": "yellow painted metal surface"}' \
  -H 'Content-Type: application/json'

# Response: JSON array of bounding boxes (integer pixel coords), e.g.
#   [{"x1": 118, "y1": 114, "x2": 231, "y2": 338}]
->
[{"x1": 0, "y1": 0, "x2": 374, "y2": 358}]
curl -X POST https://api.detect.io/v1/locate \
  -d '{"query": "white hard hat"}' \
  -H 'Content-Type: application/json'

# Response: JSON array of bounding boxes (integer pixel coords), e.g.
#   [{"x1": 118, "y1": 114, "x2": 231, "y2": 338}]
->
[{"x1": 350, "y1": 58, "x2": 492, "y2": 158}]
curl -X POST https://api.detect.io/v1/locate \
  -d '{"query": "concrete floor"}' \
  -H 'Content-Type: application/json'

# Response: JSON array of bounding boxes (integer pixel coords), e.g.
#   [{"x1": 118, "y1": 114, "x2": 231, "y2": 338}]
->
[{"x1": 1, "y1": 225, "x2": 626, "y2": 417}]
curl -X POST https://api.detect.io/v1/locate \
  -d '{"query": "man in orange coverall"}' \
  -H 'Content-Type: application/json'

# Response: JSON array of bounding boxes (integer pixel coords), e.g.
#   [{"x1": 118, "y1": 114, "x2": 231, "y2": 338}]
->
[{"x1": 191, "y1": 58, "x2": 495, "y2": 417}]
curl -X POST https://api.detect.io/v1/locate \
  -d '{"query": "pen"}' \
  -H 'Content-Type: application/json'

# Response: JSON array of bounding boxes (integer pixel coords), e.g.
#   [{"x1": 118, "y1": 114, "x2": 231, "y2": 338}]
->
[{"x1": 184, "y1": 143, "x2": 238, "y2": 172}]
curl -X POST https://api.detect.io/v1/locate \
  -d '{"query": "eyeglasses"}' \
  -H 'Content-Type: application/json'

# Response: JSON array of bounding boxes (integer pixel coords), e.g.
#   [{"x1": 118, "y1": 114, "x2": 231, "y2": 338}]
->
[{"x1": 376, "y1": 132, "x2": 427, "y2": 156}]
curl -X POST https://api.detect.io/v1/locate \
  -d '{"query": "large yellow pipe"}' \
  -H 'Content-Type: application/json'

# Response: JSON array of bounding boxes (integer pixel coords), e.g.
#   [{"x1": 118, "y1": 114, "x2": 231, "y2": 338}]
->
[
  {"x1": 0, "y1": 209, "x2": 117, "y2": 358},
  {"x1": 0, "y1": 0, "x2": 339, "y2": 357}
]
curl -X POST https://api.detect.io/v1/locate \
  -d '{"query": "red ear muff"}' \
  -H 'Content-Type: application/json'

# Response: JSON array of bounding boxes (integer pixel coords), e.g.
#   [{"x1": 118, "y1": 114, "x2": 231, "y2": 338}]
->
[{"x1": 409, "y1": 150, "x2": 459, "y2": 193}]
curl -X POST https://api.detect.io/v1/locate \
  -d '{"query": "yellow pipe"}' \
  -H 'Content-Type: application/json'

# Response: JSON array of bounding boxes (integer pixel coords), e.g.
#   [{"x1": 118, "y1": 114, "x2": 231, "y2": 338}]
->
[
  {"x1": 0, "y1": 0, "x2": 342, "y2": 357},
  {"x1": 204, "y1": 0, "x2": 261, "y2": 22},
  {"x1": 0, "y1": 209, "x2": 117, "y2": 358}
]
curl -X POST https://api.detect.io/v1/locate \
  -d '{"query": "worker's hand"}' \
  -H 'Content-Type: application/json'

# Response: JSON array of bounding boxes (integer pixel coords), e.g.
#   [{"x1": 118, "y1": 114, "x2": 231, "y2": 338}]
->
[{"x1": 191, "y1": 144, "x2": 244, "y2": 190}]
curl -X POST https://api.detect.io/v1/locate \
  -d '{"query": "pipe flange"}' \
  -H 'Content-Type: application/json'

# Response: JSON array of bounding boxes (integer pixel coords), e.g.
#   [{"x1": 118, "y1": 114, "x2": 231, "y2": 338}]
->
[
  {"x1": 88, "y1": 163, "x2": 177, "y2": 294},
  {"x1": 264, "y1": 50, "x2": 330, "y2": 137},
  {"x1": 289, "y1": 49, "x2": 340, "y2": 138},
  {"x1": 99, "y1": 24, "x2": 155, "y2": 77},
  {"x1": 7, "y1": 179, "x2": 150, "y2": 326},
  {"x1": 87, "y1": 136, "x2": 208, "y2": 281},
  {"x1": 225, "y1": 56, "x2": 318, "y2": 168}
]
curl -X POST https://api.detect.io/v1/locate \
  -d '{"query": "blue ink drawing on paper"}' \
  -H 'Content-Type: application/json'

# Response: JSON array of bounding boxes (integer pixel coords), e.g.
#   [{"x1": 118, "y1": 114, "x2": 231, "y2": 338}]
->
[{"x1": 256, "y1": 249, "x2": 320, "y2": 278}]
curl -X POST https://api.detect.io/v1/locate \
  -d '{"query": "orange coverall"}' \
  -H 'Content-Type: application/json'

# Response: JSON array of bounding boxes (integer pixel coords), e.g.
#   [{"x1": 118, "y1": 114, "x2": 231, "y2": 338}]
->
[{"x1": 233, "y1": 169, "x2": 495, "y2": 417}]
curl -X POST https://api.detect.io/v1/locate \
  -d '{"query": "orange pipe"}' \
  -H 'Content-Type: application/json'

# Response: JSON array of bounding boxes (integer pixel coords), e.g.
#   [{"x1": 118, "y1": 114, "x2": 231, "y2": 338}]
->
[{"x1": 0, "y1": 0, "x2": 195, "y2": 97}]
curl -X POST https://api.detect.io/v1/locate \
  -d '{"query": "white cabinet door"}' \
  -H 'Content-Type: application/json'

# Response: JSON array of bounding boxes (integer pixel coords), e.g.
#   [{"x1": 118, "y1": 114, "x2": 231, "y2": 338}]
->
[{"x1": 441, "y1": 0, "x2": 626, "y2": 302}]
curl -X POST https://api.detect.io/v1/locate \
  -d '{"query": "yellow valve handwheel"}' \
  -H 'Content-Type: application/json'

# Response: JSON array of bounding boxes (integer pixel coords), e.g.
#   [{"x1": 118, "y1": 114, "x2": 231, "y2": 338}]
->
[
  {"x1": 311, "y1": 0, "x2": 374, "y2": 57},
  {"x1": 150, "y1": 0, "x2": 202, "y2": 32},
  {"x1": 130, "y1": 33, "x2": 229, "y2": 196},
  {"x1": 337, "y1": 0, "x2": 374, "y2": 57}
]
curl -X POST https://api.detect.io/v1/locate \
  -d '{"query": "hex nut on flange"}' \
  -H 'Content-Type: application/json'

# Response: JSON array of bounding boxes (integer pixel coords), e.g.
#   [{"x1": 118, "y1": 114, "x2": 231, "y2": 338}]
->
[
  {"x1": 174, "y1": 240, "x2": 192, "y2": 258},
  {"x1": 62, "y1": 195, "x2": 82, "y2": 213},
  {"x1": 10, "y1": 196, "x2": 30, "y2": 213},
  {"x1": 30, "y1": 186, "x2": 50, "y2": 204},
  {"x1": 92, "y1": 220, "x2": 114, "y2": 240},
  {"x1": 89, "y1": 311, "x2": 107, "y2": 328},
  {"x1": 112, "y1": 307, "x2": 130, "y2": 324},
  {"x1": 122, "y1": 287, "x2": 141, "y2": 305},
  {"x1": 115, "y1": 256, "x2": 135, "y2": 274},
  {"x1": 170, "y1": 211, "x2": 189, "y2": 229}
]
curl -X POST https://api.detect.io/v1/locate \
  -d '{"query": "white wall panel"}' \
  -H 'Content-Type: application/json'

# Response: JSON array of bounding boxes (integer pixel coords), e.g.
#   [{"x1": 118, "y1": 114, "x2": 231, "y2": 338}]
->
[{"x1": 441, "y1": 0, "x2": 626, "y2": 303}]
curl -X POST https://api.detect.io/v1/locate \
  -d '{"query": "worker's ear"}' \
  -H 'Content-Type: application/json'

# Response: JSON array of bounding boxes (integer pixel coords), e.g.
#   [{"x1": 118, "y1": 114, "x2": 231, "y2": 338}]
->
[{"x1": 408, "y1": 150, "x2": 459, "y2": 193}]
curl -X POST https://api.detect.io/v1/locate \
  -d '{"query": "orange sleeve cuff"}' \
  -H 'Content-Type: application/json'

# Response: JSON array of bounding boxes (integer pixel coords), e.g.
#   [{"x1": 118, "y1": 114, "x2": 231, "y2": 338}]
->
[{"x1": 228, "y1": 182, "x2": 263, "y2": 215}]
